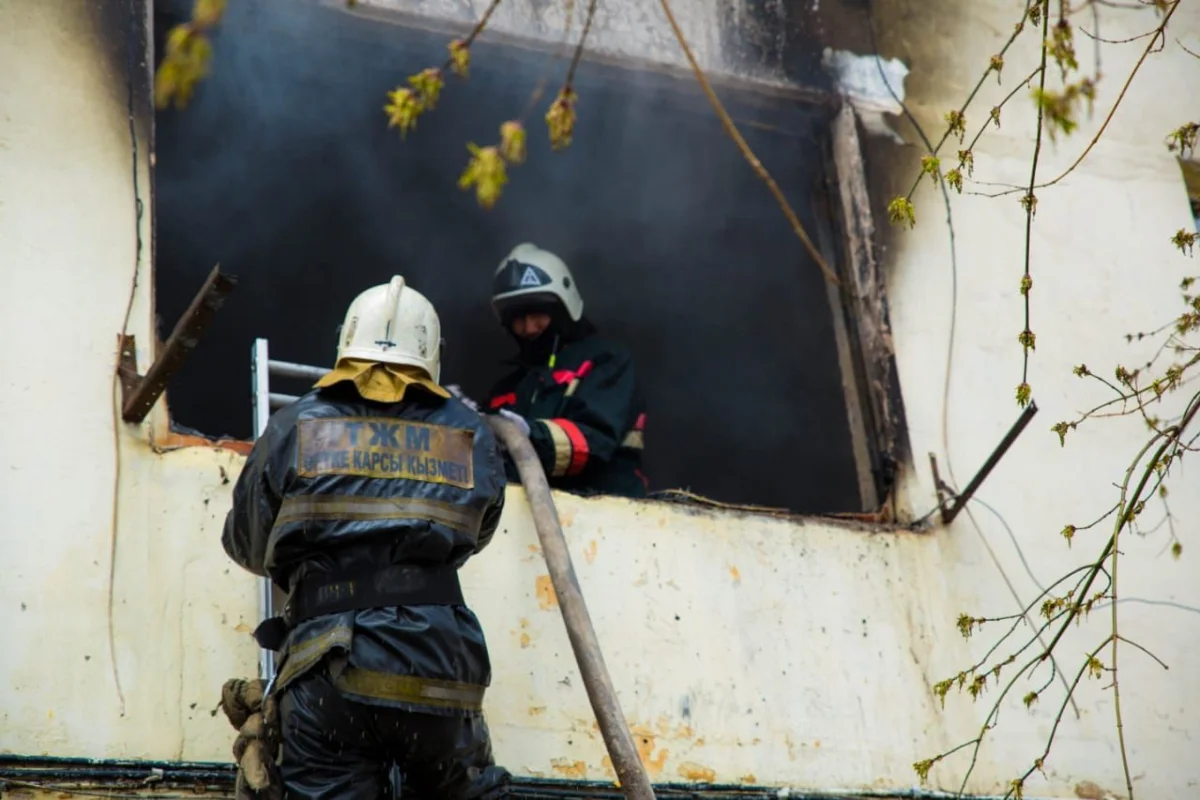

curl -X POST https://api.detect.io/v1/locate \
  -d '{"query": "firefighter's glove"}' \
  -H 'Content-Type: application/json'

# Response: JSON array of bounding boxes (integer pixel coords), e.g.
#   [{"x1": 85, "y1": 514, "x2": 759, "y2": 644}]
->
[
  {"x1": 220, "y1": 677, "x2": 264, "y2": 730},
  {"x1": 220, "y1": 678, "x2": 282, "y2": 800},
  {"x1": 446, "y1": 384, "x2": 479, "y2": 413},
  {"x1": 497, "y1": 408, "x2": 531, "y2": 438}
]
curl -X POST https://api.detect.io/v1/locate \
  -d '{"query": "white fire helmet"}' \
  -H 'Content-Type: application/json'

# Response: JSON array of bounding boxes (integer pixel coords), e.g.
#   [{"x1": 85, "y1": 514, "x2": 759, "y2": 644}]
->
[
  {"x1": 334, "y1": 275, "x2": 443, "y2": 383},
  {"x1": 490, "y1": 243, "x2": 584, "y2": 324}
]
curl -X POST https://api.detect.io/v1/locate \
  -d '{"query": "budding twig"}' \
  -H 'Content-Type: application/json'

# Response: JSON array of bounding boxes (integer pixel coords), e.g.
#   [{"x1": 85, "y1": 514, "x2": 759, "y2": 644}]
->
[{"x1": 978, "y1": 0, "x2": 1181, "y2": 199}]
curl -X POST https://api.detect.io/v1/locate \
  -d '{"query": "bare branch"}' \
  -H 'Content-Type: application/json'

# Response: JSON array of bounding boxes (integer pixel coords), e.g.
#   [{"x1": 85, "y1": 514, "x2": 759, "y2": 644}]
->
[
  {"x1": 1116, "y1": 635, "x2": 1170, "y2": 670},
  {"x1": 563, "y1": 0, "x2": 598, "y2": 89},
  {"x1": 657, "y1": 0, "x2": 839, "y2": 286},
  {"x1": 1078, "y1": 25, "x2": 1159, "y2": 44}
]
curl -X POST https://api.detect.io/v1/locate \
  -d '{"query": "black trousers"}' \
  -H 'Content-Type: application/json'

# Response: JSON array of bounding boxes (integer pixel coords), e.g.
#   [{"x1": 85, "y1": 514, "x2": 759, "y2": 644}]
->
[{"x1": 278, "y1": 669, "x2": 510, "y2": 800}]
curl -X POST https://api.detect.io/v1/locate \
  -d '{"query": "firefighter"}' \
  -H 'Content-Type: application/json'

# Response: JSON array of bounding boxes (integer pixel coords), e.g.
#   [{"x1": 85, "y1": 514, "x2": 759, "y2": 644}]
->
[
  {"x1": 221, "y1": 275, "x2": 510, "y2": 800},
  {"x1": 477, "y1": 242, "x2": 647, "y2": 498}
]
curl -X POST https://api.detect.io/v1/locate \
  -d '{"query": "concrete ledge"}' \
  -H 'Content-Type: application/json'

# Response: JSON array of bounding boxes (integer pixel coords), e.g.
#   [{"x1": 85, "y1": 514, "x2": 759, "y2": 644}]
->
[{"x1": 0, "y1": 755, "x2": 1048, "y2": 800}]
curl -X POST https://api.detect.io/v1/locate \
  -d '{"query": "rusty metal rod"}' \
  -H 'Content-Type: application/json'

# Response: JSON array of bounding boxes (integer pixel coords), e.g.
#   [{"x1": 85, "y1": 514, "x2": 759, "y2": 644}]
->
[
  {"x1": 120, "y1": 264, "x2": 236, "y2": 423},
  {"x1": 486, "y1": 416, "x2": 656, "y2": 800},
  {"x1": 942, "y1": 400, "x2": 1039, "y2": 525}
]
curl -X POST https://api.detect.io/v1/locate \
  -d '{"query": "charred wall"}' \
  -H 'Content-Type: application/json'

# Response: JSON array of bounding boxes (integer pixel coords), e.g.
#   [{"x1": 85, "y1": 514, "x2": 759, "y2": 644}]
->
[{"x1": 151, "y1": 0, "x2": 865, "y2": 513}]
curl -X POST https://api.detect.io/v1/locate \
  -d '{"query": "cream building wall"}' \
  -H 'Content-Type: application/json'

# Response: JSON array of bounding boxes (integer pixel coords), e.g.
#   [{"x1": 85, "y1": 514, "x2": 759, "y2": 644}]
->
[{"x1": 1, "y1": 1, "x2": 1197, "y2": 798}]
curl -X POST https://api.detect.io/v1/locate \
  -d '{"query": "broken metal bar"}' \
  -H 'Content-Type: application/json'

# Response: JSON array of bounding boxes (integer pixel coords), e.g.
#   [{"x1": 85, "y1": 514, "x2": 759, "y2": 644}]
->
[
  {"x1": 269, "y1": 359, "x2": 326, "y2": 381},
  {"x1": 119, "y1": 264, "x2": 236, "y2": 423},
  {"x1": 941, "y1": 400, "x2": 1039, "y2": 525},
  {"x1": 928, "y1": 452, "x2": 950, "y2": 509}
]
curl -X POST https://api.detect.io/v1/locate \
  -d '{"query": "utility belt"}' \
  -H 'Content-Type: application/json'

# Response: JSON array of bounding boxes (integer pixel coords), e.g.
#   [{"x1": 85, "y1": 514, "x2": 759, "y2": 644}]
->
[{"x1": 252, "y1": 564, "x2": 463, "y2": 652}]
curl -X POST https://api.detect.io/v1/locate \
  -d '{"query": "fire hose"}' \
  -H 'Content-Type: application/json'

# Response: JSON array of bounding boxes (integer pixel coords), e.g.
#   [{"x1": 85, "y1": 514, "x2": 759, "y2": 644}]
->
[{"x1": 486, "y1": 416, "x2": 657, "y2": 800}]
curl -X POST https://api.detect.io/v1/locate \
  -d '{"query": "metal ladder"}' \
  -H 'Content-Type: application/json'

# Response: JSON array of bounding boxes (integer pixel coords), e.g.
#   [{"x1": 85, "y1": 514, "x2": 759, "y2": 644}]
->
[
  {"x1": 250, "y1": 339, "x2": 408, "y2": 799},
  {"x1": 249, "y1": 337, "x2": 328, "y2": 681}
]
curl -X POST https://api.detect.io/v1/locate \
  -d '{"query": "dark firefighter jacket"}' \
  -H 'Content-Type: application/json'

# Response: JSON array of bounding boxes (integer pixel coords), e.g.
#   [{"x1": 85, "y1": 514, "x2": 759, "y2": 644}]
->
[
  {"x1": 222, "y1": 381, "x2": 507, "y2": 718},
  {"x1": 487, "y1": 335, "x2": 647, "y2": 498}
]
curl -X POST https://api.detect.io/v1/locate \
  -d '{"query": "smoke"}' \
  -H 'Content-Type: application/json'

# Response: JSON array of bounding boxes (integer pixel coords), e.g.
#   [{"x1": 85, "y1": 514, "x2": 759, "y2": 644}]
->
[{"x1": 153, "y1": 0, "x2": 862, "y2": 512}]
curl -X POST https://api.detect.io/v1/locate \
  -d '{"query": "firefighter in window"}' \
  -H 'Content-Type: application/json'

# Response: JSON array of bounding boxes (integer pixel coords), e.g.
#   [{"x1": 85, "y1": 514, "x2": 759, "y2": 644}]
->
[{"x1": 473, "y1": 243, "x2": 647, "y2": 498}]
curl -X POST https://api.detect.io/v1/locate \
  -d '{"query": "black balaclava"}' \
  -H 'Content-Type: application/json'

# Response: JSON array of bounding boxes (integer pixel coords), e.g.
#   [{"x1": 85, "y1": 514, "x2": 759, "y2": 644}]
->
[{"x1": 501, "y1": 300, "x2": 596, "y2": 367}]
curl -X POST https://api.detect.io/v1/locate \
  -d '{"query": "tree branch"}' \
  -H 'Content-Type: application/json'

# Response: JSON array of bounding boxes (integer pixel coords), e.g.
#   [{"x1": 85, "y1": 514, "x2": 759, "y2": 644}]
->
[{"x1": 658, "y1": 0, "x2": 839, "y2": 286}]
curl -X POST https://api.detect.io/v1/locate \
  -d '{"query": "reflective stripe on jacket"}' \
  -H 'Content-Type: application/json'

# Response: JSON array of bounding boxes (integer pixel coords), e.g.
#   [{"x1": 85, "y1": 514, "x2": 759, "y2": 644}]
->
[{"x1": 488, "y1": 335, "x2": 647, "y2": 498}]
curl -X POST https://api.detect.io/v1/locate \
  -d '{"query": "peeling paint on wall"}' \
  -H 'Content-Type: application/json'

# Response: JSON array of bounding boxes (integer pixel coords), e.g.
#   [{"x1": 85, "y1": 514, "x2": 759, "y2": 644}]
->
[
  {"x1": 534, "y1": 574, "x2": 559, "y2": 610},
  {"x1": 677, "y1": 761, "x2": 717, "y2": 782}
]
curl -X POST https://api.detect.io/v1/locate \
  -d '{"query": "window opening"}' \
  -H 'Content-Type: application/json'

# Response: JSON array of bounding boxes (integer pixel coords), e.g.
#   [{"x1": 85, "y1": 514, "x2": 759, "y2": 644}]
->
[{"x1": 152, "y1": 0, "x2": 897, "y2": 515}]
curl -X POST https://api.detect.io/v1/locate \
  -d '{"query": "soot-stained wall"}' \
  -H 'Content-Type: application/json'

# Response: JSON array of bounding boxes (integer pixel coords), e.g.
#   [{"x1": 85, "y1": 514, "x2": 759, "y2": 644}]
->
[{"x1": 152, "y1": 0, "x2": 862, "y2": 513}]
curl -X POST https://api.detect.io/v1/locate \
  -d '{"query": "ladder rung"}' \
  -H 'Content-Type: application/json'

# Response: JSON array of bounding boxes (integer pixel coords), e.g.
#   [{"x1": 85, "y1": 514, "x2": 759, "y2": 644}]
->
[{"x1": 268, "y1": 359, "x2": 326, "y2": 381}]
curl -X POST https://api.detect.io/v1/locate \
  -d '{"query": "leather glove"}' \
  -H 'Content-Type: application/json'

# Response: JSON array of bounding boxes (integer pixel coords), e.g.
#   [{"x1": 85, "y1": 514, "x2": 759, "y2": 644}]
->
[
  {"x1": 232, "y1": 712, "x2": 273, "y2": 791},
  {"x1": 497, "y1": 408, "x2": 531, "y2": 437},
  {"x1": 220, "y1": 678, "x2": 264, "y2": 730},
  {"x1": 445, "y1": 384, "x2": 479, "y2": 412},
  {"x1": 220, "y1": 678, "x2": 282, "y2": 800}
]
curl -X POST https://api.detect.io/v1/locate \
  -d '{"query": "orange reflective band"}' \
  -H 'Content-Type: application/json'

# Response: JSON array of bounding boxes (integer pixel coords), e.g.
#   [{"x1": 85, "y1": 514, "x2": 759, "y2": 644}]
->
[
  {"x1": 551, "y1": 360, "x2": 594, "y2": 386},
  {"x1": 551, "y1": 418, "x2": 589, "y2": 476},
  {"x1": 489, "y1": 393, "x2": 517, "y2": 410}
]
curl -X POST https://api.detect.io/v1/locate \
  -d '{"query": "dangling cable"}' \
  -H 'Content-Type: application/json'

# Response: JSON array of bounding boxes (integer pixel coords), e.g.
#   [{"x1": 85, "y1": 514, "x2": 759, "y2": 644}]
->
[{"x1": 108, "y1": 0, "x2": 147, "y2": 716}]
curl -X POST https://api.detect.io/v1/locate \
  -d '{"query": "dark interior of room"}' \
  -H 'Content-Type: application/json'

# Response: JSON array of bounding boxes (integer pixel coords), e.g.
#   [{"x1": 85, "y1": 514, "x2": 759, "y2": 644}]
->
[{"x1": 151, "y1": 0, "x2": 864, "y2": 513}]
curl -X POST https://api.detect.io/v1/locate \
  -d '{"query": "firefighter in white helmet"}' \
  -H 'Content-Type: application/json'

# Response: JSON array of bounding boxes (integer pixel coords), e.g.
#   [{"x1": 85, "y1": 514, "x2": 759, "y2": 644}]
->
[
  {"x1": 480, "y1": 243, "x2": 647, "y2": 497},
  {"x1": 221, "y1": 276, "x2": 510, "y2": 800}
]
